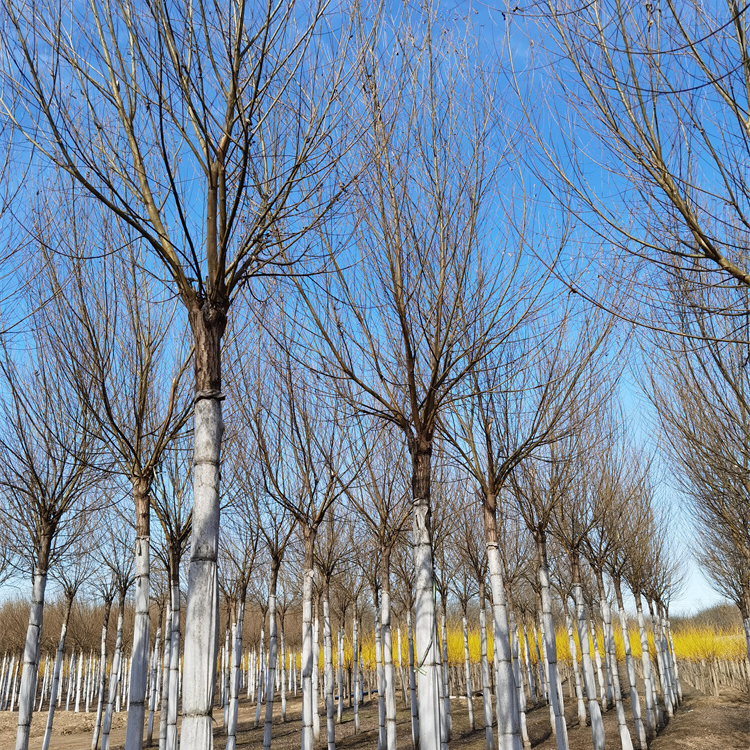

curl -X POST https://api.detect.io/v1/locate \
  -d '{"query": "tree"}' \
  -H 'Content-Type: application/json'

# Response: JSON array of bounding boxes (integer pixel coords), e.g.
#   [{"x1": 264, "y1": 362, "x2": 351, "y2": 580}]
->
[
  {"x1": 1, "y1": 5, "x2": 355, "y2": 744},
  {"x1": 295, "y1": 7, "x2": 513, "y2": 743},
  {"x1": 538, "y1": 0, "x2": 750, "y2": 301},
  {"x1": 0, "y1": 337, "x2": 98, "y2": 750}
]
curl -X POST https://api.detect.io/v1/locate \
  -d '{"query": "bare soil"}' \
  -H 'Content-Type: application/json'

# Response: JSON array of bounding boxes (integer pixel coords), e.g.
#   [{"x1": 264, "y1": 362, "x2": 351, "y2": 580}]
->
[{"x1": 0, "y1": 681, "x2": 746, "y2": 749}]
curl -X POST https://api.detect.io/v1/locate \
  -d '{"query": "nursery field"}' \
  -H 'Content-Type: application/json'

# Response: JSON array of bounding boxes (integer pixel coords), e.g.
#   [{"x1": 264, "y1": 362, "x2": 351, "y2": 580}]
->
[{"x1": 0, "y1": 675, "x2": 745, "y2": 750}]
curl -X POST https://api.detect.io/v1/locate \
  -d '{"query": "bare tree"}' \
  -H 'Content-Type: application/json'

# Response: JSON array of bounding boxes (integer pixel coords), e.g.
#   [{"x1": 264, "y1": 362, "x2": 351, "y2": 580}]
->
[{"x1": 0, "y1": 5, "x2": 357, "y2": 744}]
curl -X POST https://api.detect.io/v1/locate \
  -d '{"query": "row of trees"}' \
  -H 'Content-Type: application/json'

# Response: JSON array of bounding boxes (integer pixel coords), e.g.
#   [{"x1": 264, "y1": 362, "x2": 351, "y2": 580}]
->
[{"x1": 0, "y1": 1, "x2": 748, "y2": 750}]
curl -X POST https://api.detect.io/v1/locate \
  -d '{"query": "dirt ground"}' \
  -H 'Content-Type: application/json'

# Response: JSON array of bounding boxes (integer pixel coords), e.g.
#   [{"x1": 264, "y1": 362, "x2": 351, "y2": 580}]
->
[{"x1": 0, "y1": 680, "x2": 746, "y2": 749}]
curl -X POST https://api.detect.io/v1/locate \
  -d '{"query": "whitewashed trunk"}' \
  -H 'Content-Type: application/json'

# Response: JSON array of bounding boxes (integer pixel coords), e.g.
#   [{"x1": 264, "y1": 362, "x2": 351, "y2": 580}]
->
[
  {"x1": 598, "y1": 592, "x2": 632, "y2": 750},
  {"x1": 281, "y1": 625, "x2": 287, "y2": 722},
  {"x1": 664, "y1": 614, "x2": 682, "y2": 704},
  {"x1": 523, "y1": 624, "x2": 537, "y2": 706},
  {"x1": 614, "y1": 597, "x2": 646, "y2": 750},
  {"x1": 374, "y1": 599, "x2": 385, "y2": 750},
  {"x1": 590, "y1": 621, "x2": 607, "y2": 711},
  {"x1": 180, "y1": 395, "x2": 222, "y2": 749},
  {"x1": 301, "y1": 569, "x2": 314, "y2": 750},
  {"x1": 635, "y1": 596, "x2": 658, "y2": 734},
  {"x1": 42, "y1": 616, "x2": 69, "y2": 750},
  {"x1": 264, "y1": 590, "x2": 279, "y2": 750},
  {"x1": 479, "y1": 603, "x2": 494, "y2": 750},
  {"x1": 564, "y1": 612, "x2": 586, "y2": 727},
  {"x1": 382, "y1": 586, "x2": 396, "y2": 750},
  {"x1": 538, "y1": 556, "x2": 568, "y2": 750},
  {"x1": 336, "y1": 628, "x2": 343, "y2": 723},
  {"x1": 147, "y1": 627, "x2": 161, "y2": 744},
  {"x1": 15, "y1": 569, "x2": 47, "y2": 750},
  {"x1": 486, "y1": 541, "x2": 521, "y2": 750},
  {"x1": 226, "y1": 599, "x2": 245, "y2": 750},
  {"x1": 255, "y1": 629, "x2": 265, "y2": 728},
  {"x1": 75, "y1": 651, "x2": 84, "y2": 712},
  {"x1": 440, "y1": 608, "x2": 451, "y2": 741},
  {"x1": 322, "y1": 594, "x2": 335, "y2": 750},
  {"x1": 158, "y1": 600, "x2": 172, "y2": 750},
  {"x1": 411, "y1": 448, "x2": 440, "y2": 750},
  {"x1": 462, "y1": 615, "x2": 475, "y2": 730},
  {"x1": 102, "y1": 610, "x2": 124, "y2": 750},
  {"x1": 312, "y1": 614, "x2": 320, "y2": 740},
  {"x1": 126, "y1": 529, "x2": 151, "y2": 750},
  {"x1": 509, "y1": 609, "x2": 530, "y2": 749},
  {"x1": 352, "y1": 614, "x2": 360, "y2": 734},
  {"x1": 573, "y1": 581, "x2": 604, "y2": 749},
  {"x1": 92, "y1": 608, "x2": 112, "y2": 750}
]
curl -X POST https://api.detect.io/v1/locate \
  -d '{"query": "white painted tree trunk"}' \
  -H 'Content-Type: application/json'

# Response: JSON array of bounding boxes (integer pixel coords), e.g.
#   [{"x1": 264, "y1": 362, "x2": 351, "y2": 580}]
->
[
  {"x1": 411, "y1": 446, "x2": 440, "y2": 750},
  {"x1": 75, "y1": 651, "x2": 84, "y2": 712},
  {"x1": 590, "y1": 621, "x2": 607, "y2": 711},
  {"x1": 598, "y1": 590, "x2": 632, "y2": 750},
  {"x1": 613, "y1": 596, "x2": 646, "y2": 750},
  {"x1": 102, "y1": 610, "x2": 124, "y2": 750},
  {"x1": 352, "y1": 613, "x2": 360, "y2": 734},
  {"x1": 538, "y1": 553, "x2": 568, "y2": 750},
  {"x1": 664, "y1": 613, "x2": 682, "y2": 704},
  {"x1": 374, "y1": 597, "x2": 385, "y2": 750},
  {"x1": 479, "y1": 601, "x2": 494, "y2": 750},
  {"x1": 635, "y1": 595, "x2": 659, "y2": 734},
  {"x1": 322, "y1": 592, "x2": 335, "y2": 750},
  {"x1": 147, "y1": 627, "x2": 161, "y2": 744},
  {"x1": 462, "y1": 615, "x2": 475, "y2": 730},
  {"x1": 486, "y1": 541, "x2": 521, "y2": 750},
  {"x1": 301, "y1": 568, "x2": 314, "y2": 750},
  {"x1": 281, "y1": 624, "x2": 287, "y2": 723},
  {"x1": 255, "y1": 628, "x2": 265, "y2": 728},
  {"x1": 509, "y1": 609, "x2": 530, "y2": 750},
  {"x1": 573, "y1": 581, "x2": 604, "y2": 750},
  {"x1": 15, "y1": 569, "x2": 47, "y2": 750},
  {"x1": 564, "y1": 612, "x2": 586, "y2": 728},
  {"x1": 381, "y1": 584, "x2": 396, "y2": 750},
  {"x1": 264, "y1": 587, "x2": 280, "y2": 750},
  {"x1": 439, "y1": 607, "x2": 451, "y2": 741},
  {"x1": 158, "y1": 599, "x2": 172, "y2": 750},
  {"x1": 126, "y1": 526, "x2": 151, "y2": 750},
  {"x1": 336, "y1": 628, "x2": 343, "y2": 723},
  {"x1": 180, "y1": 395, "x2": 222, "y2": 749},
  {"x1": 226, "y1": 599, "x2": 245, "y2": 750},
  {"x1": 312, "y1": 613, "x2": 320, "y2": 741},
  {"x1": 42, "y1": 613, "x2": 69, "y2": 750},
  {"x1": 523, "y1": 624, "x2": 537, "y2": 706},
  {"x1": 38, "y1": 656, "x2": 50, "y2": 712},
  {"x1": 92, "y1": 606, "x2": 112, "y2": 750}
]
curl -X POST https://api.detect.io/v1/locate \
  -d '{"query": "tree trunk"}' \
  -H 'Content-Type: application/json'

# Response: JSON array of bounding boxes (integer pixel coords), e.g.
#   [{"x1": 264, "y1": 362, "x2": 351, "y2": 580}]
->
[
  {"x1": 264, "y1": 563, "x2": 280, "y2": 750},
  {"x1": 226, "y1": 595, "x2": 245, "y2": 750},
  {"x1": 42, "y1": 592, "x2": 73, "y2": 750},
  {"x1": 16, "y1": 561, "x2": 48, "y2": 750},
  {"x1": 479, "y1": 584, "x2": 494, "y2": 750},
  {"x1": 613, "y1": 579, "x2": 646, "y2": 750},
  {"x1": 92, "y1": 598, "x2": 113, "y2": 750},
  {"x1": 634, "y1": 593, "x2": 660, "y2": 734},
  {"x1": 409, "y1": 438, "x2": 440, "y2": 750},
  {"x1": 126, "y1": 480, "x2": 152, "y2": 750},
  {"x1": 522, "y1": 623, "x2": 537, "y2": 707},
  {"x1": 381, "y1": 555, "x2": 397, "y2": 750},
  {"x1": 147, "y1": 627, "x2": 161, "y2": 745},
  {"x1": 102, "y1": 604, "x2": 125, "y2": 750},
  {"x1": 181, "y1": 301, "x2": 225, "y2": 749},
  {"x1": 406, "y1": 610, "x2": 418, "y2": 749},
  {"x1": 439, "y1": 603, "x2": 451, "y2": 741},
  {"x1": 595, "y1": 572, "x2": 632, "y2": 750},
  {"x1": 483, "y1": 491, "x2": 521, "y2": 750},
  {"x1": 536, "y1": 533, "x2": 568, "y2": 750},
  {"x1": 462, "y1": 614, "x2": 475, "y2": 731},
  {"x1": 564, "y1": 609, "x2": 586, "y2": 728},
  {"x1": 166, "y1": 576, "x2": 181, "y2": 750},
  {"x1": 571, "y1": 554, "x2": 604, "y2": 750},
  {"x1": 322, "y1": 582, "x2": 335, "y2": 750},
  {"x1": 352, "y1": 611, "x2": 360, "y2": 734},
  {"x1": 158, "y1": 599, "x2": 172, "y2": 750},
  {"x1": 301, "y1": 531, "x2": 316, "y2": 750}
]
